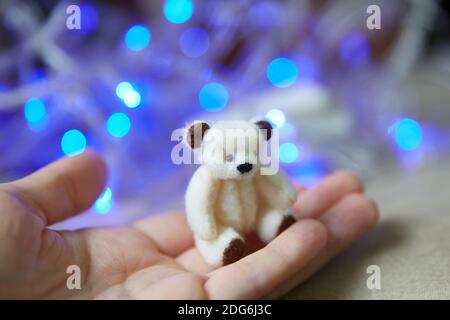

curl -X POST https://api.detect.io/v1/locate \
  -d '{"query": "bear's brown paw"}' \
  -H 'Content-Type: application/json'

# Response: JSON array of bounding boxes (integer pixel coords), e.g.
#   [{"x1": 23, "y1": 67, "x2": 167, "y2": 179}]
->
[
  {"x1": 222, "y1": 238, "x2": 245, "y2": 266},
  {"x1": 277, "y1": 215, "x2": 296, "y2": 235}
]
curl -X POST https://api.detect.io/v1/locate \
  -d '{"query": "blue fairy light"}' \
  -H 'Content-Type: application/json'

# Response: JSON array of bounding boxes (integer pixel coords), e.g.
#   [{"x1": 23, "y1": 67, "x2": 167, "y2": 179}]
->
[
  {"x1": 164, "y1": 0, "x2": 193, "y2": 24},
  {"x1": 116, "y1": 81, "x2": 134, "y2": 99},
  {"x1": 279, "y1": 142, "x2": 299, "y2": 163},
  {"x1": 199, "y1": 82, "x2": 229, "y2": 112},
  {"x1": 61, "y1": 129, "x2": 87, "y2": 156},
  {"x1": 24, "y1": 98, "x2": 46, "y2": 124},
  {"x1": 125, "y1": 25, "x2": 151, "y2": 51},
  {"x1": 288, "y1": 158, "x2": 328, "y2": 188},
  {"x1": 267, "y1": 57, "x2": 298, "y2": 88},
  {"x1": 107, "y1": 112, "x2": 131, "y2": 138},
  {"x1": 266, "y1": 109, "x2": 286, "y2": 128},
  {"x1": 95, "y1": 187, "x2": 113, "y2": 214},
  {"x1": 391, "y1": 118, "x2": 423, "y2": 151},
  {"x1": 115, "y1": 82, "x2": 142, "y2": 108},
  {"x1": 79, "y1": 4, "x2": 99, "y2": 34},
  {"x1": 179, "y1": 28, "x2": 210, "y2": 58},
  {"x1": 123, "y1": 90, "x2": 142, "y2": 108},
  {"x1": 339, "y1": 32, "x2": 370, "y2": 68}
]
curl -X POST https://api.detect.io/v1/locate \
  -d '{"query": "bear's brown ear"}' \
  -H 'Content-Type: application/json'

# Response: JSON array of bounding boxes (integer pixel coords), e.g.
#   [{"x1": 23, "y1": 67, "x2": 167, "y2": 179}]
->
[
  {"x1": 185, "y1": 121, "x2": 210, "y2": 149},
  {"x1": 255, "y1": 120, "x2": 272, "y2": 141}
]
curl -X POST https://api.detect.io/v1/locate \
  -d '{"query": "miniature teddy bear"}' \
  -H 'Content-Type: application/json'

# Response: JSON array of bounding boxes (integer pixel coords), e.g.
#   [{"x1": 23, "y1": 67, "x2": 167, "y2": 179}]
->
[{"x1": 184, "y1": 120, "x2": 298, "y2": 267}]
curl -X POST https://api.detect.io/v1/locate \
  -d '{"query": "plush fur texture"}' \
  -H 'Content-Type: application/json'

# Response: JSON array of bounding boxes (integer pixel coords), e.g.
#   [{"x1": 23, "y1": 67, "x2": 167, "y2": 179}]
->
[{"x1": 185, "y1": 120, "x2": 297, "y2": 267}]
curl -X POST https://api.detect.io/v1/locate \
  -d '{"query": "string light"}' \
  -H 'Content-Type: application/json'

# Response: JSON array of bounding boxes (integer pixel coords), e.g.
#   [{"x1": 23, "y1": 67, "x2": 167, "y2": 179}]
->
[
  {"x1": 163, "y1": 0, "x2": 194, "y2": 24},
  {"x1": 267, "y1": 57, "x2": 298, "y2": 88},
  {"x1": 125, "y1": 25, "x2": 151, "y2": 51},
  {"x1": 107, "y1": 112, "x2": 131, "y2": 138},
  {"x1": 199, "y1": 82, "x2": 229, "y2": 112},
  {"x1": 61, "y1": 130, "x2": 87, "y2": 156},
  {"x1": 0, "y1": 1, "x2": 438, "y2": 228}
]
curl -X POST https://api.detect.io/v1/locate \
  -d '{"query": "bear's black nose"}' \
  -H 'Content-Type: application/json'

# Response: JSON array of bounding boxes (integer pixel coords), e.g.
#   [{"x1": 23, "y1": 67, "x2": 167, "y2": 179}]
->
[{"x1": 237, "y1": 163, "x2": 253, "y2": 174}]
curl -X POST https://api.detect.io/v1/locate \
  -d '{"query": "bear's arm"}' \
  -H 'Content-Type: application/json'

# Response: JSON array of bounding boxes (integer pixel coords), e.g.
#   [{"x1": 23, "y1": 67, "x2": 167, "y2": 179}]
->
[
  {"x1": 255, "y1": 169, "x2": 298, "y2": 210},
  {"x1": 185, "y1": 166, "x2": 220, "y2": 241}
]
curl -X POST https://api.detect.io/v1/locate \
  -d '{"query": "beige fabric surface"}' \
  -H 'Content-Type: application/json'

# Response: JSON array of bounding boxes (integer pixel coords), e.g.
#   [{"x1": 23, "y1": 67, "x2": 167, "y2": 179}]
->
[{"x1": 284, "y1": 158, "x2": 450, "y2": 299}]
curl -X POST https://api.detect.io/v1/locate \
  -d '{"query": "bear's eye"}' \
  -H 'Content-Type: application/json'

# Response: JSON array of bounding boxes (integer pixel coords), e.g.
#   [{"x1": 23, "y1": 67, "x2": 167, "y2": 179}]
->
[{"x1": 225, "y1": 154, "x2": 234, "y2": 162}]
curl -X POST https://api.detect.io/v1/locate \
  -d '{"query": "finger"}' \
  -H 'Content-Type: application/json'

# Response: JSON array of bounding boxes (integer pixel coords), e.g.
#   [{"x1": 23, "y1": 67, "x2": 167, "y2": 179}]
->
[
  {"x1": 133, "y1": 212, "x2": 194, "y2": 257},
  {"x1": 176, "y1": 247, "x2": 215, "y2": 275},
  {"x1": 177, "y1": 232, "x2": 268, "y2": 276},
  {"x1": 293, "y1": 171, "x2": 364, "y2": 220},
  {"x1": 6, "y1": 150, "x2": 107, "y2": 225},
  {"x1": 266, "y1": 193, "x2": 379, "y2": 298},
  {"x1": 205, "y1": 219, "x2": 328, "y2": 299}
]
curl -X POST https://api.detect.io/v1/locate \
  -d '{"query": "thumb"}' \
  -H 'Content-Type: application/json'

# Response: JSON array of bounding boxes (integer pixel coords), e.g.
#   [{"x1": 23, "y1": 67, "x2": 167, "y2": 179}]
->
[{"x1": 6, "y1": 150, "x2": 107, "y2": 225}]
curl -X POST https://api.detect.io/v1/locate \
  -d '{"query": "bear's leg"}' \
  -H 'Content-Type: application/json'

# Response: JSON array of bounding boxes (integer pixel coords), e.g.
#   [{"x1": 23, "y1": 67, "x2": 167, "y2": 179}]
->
[
  {"x1": 195, "y1": 227, "x2": 245, "y2": 267},
  {"x1": 257, "y1": 209, "x2": 296, "y2": 243}
]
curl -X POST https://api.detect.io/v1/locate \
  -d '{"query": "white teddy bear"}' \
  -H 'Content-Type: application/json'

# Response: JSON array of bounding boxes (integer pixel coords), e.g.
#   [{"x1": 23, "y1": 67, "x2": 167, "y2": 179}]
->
[{"x1": 184, "y1": 120, "x2": 298, "y2": 267}]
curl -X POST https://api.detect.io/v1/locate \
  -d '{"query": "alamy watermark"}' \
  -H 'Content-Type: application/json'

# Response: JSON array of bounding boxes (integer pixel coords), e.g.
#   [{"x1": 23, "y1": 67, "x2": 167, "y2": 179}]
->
[
  {"x1": 366, "y1": 5, "x2": 381, "y2": 30},
  {"x1": 366, "y1": 265, "x2": 381, "y2": 290},
  {"x1": 66, "y1": 5, "x2": 81, "y2": 30},
  {"x1": 66, "y1": 264, "x2": 81, "y2": 290},
  {"x1": 171, "y1": 126, "x2": 280, "y2": 176}
]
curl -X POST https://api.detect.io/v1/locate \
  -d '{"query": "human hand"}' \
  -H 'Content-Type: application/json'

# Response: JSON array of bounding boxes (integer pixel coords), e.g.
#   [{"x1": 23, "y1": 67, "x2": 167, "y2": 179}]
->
[{"x1": 0, "y1": 151, "x2": 378, "y2": 299}]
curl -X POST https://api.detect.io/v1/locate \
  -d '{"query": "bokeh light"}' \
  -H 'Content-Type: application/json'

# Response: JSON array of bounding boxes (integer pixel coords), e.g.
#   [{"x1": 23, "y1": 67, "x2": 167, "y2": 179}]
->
[
  {"x1": 288, "y1": 158, "x2": 329, "y2": 188},
  {"x1": 267, "y1": 57, "x2": 298, "y2": 88},
  {"x1": 107, "y1": 112, "x2": 131, "y2": 138},
  {"x1": 125, "y1": 25, "x2": 151, "y2": 51},
  {"x1": 164, "y1": 0, "x2": 193, "y2": 24},
  {"x1": 24, "y1": 98, "x2": 46, "y2": 124},
  {"x1": 199, "y1": 82, "x2": 229, "y2": 112},
  {"x1": 115, "y1": 81, "x2": 133, "y2": 99},
  {"x1": 95, "y1": 187, "x2": 113, "y2": 214},
  {"x1": 391, "y1": 118, "x2": 423, "y2": 151},
  {"x1": 266, "y1": 109, "x2": 286, "y2": 128},
  {"x1": 279, "y1": 142, "x2": 299, "y2": 163},
  {"x1": 26, "y1": 68, "x2": 47, "y2": 84},
  {"x1": 61, "y1": 129, "x2": 87, "y2": 156},
  {"x1": 123, "y1": 90, "x2": 142, "y2": 108},
  {"x1": 179, "y1": 28, "x2": 210, "y2": 58},
  {"x1": 79, "y1": 4, "x2": 99, "y2": 34},
  {"x1": 339, "y1": 32, "x2": 370, "y2": 68}
]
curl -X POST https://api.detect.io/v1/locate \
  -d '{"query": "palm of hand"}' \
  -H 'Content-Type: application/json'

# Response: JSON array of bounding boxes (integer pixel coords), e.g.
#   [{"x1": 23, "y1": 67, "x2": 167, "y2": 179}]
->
[{"x1": 0, "y1": 151, "x2": 378, "y2": 299}]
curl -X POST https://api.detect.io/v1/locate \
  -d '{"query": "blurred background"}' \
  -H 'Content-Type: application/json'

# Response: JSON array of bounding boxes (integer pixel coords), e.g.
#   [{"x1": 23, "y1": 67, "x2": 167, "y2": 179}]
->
[{"x1": 0, "y1": 0, "x2": 449, "y2": 234}]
